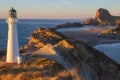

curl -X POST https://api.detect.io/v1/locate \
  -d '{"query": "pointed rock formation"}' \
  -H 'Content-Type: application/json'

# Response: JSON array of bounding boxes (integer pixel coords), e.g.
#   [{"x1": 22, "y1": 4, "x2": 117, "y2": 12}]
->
[
  {"x1": 95, "y1": 8, "x2": 120, "y2": 25},
  {"x1": 83, "y1": 8, "x2": 120, "y2": 26}
]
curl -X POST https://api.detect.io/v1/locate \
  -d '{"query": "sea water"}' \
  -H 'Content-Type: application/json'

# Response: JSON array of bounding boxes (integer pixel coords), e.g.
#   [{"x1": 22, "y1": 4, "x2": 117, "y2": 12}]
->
[
  {"x1": 57, "y1": 26, "x2": 96, "y2": 32},
  {"x1": 94, "y1": 43, "x2": 120, "y2": 64},
  {"x1": 0, "y1": 19, "x2": 82, "y2": 50},
  {"x1": 57, "y1": 26, "x2": 115, "y2": 32}
]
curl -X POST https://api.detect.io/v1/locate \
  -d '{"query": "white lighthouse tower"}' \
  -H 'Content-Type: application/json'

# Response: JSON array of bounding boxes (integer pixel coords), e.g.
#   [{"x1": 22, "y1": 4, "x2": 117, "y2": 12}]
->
[{"x1": 6, "y1": 7, "x2": 22, "y2": 64}]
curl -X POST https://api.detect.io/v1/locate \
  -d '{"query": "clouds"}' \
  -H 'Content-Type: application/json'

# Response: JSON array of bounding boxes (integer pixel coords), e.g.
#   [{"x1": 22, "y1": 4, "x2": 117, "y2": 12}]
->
[
  {"x1": 56, "y1": 0, "x2": 73, "y2": 7},
  {"x1": 62, "y1": 0, "x2": 72, "y2": 5}
]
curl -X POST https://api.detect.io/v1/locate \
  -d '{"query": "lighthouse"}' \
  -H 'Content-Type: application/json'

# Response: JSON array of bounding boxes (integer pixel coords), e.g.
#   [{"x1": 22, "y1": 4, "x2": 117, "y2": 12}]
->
[{"x1": 6, "y1": 7, "x2": 22, "y2": 64}]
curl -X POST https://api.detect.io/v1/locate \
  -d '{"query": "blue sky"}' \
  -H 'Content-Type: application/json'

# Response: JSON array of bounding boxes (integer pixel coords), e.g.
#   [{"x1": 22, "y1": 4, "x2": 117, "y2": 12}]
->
[{"x1": 0, "y1": 0, "x2": 120, "y2": 19}]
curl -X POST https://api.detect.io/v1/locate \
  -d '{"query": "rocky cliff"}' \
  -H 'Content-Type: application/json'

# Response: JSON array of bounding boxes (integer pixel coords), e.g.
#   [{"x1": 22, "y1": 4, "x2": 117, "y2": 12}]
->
[
  {"x1": 83, "y1": 8, "x2": 120, "y2": 26},
  {"x1": 25, "y1": 28, "x2": 120, "y2": 80}
]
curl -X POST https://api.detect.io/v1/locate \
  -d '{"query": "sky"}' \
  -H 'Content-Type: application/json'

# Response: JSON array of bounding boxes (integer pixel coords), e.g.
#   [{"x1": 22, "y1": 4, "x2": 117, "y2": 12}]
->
[{"x1": 0, "y1": 0, "x2": 120, "y2": 19}]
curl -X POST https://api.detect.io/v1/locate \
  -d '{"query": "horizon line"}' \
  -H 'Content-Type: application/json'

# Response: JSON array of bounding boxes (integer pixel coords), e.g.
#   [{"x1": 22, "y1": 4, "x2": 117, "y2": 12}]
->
[{"x1": 0, "y1": 18, "x2": 91, "y2": 20}]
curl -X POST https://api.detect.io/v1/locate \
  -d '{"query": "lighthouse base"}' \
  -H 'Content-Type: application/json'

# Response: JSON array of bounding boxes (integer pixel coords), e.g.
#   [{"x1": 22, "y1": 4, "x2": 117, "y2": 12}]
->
[{"x1": 6, "y1": 56, "x2": 22, "y2": 64}]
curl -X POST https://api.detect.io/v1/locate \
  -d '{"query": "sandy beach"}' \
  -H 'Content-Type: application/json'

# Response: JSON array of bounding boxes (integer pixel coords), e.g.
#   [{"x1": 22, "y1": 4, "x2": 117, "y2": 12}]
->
[{"x1": 62, "y1": 27, "x2": 120, "y2": 46}]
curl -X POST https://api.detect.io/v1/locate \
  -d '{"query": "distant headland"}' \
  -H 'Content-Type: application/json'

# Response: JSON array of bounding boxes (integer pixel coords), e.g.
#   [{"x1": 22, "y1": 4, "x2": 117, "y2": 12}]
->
[
  {"x1": 83, "y1": 8, "x2": 120, "y2": 26},
  {"x1": 54, "y1": 8, "x2": 120, "y2": 29}
]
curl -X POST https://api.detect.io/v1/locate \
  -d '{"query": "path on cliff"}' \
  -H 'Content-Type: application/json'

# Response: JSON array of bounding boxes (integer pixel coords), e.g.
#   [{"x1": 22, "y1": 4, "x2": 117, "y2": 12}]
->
[{"x1": 33, "y1": 44, "x2": 72, "y2": 70}]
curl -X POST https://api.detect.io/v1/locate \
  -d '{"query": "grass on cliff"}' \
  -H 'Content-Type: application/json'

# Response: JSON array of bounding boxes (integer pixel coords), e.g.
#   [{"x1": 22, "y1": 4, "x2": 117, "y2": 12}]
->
[{"x1": 0, "y1": 57, "x2": 80, "y2": 80}]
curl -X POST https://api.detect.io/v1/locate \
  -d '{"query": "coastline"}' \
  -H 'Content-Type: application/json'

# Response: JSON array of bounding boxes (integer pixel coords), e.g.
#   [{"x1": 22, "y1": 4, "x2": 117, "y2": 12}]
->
[
  {"x1": 62, "y1": 27, "x2": 120, "y2": 64},
  {"x1": 61, "y1": 27, "x2": 120, "y2": 46}
]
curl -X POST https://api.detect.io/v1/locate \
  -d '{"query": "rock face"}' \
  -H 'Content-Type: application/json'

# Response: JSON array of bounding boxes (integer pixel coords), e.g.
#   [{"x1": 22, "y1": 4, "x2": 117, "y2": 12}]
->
[
  {"x1": 26, "y1": 28, "x2": 120, "y2": 80},
  {"x1": 95, "y1": 8, "x2": 120, "y2": 25},
  {"x1": 83, "y1": 8, "x2": 120, "y2": 26},
  {"x1": 95, "y1": 8, "x2": 112, "y2": 20}
]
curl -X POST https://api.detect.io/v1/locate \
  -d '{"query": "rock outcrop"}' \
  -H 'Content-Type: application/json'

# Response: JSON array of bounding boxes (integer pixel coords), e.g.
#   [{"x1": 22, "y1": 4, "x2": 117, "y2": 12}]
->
[
  {"x1": 24, "y1": 27, "x2": 120, "y2": 80},
  {"x1": 83, "y1": 8, "x2": 120, "y2": 26},
  {"x1": 83, "y1": 19, "x2": 100, "y2": 26},
  {"x1": 54, "y1": 22, "x2": 83, "y2": 29},
  {"x1": 27, "y1": 28, "x2": 67, "y2": 50}
]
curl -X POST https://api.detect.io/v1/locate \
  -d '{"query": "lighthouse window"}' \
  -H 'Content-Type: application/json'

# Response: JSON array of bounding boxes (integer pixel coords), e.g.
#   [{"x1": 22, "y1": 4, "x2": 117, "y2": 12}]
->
[{"x1": 14, "y1": 12, "x2": 16, "y2": 18}]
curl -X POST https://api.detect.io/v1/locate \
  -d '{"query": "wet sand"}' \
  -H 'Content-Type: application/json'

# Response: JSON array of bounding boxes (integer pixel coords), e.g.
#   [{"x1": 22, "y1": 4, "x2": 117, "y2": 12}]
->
[{"x1": 62, "y1": 28, "x2": 120, "y2": 46}]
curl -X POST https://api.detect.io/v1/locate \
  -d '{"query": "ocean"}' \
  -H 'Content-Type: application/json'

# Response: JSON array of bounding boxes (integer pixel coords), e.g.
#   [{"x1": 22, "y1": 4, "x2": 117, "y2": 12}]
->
[
  {"x1": 0, "y1": 19, "x2": 82, "y2": 50},
  {"x1": 94, "y1": 43, "x2": 120, "y2": 64}
]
